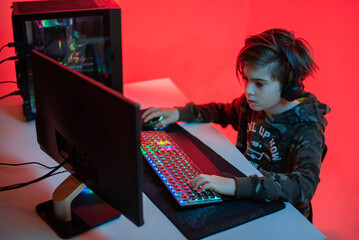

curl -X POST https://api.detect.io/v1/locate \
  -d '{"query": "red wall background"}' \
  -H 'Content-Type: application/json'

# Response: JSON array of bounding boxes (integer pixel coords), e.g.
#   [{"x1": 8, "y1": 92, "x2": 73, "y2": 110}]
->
[{"x1": 1, "y1": 0, "x2": 358, "y2": 238}]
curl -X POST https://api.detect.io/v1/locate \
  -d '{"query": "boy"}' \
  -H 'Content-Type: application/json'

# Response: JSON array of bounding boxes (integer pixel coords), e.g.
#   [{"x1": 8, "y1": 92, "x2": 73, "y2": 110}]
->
[{"x1": 142, "y1": 28, "x2": 330, "y2": 222}]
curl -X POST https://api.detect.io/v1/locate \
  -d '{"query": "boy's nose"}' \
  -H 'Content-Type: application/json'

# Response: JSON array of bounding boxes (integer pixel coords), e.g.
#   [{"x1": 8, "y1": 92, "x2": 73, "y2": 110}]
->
[{"x1": 245, "y1": 83, "x2": 255, "y2": 95}]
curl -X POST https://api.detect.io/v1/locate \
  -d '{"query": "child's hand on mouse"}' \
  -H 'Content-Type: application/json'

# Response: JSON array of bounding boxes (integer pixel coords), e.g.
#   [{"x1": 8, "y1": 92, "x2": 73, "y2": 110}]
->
[
  {"x1": 142, "y1": 108, "x2": 180, "y2": 129},
  {"x1": 188, "y1": 174, "x2": 236, "y2": 196}
]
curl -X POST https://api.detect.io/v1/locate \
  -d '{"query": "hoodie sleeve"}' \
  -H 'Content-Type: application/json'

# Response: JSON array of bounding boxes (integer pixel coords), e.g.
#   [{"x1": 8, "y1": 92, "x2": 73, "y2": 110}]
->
[
  {"x1": 176, "y1": 95, "x2": 247, "y2": 130},
  {"x1": 235, "y1": 126, "x2": 324, "y2": 208}
]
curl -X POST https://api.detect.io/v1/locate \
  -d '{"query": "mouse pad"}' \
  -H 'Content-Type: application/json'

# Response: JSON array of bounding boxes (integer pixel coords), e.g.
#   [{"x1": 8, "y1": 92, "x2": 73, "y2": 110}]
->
[{"x1": 142, "y1": 124, "x2": 285, "y2": 240}]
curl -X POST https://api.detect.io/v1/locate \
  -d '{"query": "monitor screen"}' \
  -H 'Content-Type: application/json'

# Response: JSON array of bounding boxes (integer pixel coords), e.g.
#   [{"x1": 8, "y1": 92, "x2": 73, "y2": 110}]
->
[{"x1": 31, "y1": 50, "x2": 143, "y2": 237}]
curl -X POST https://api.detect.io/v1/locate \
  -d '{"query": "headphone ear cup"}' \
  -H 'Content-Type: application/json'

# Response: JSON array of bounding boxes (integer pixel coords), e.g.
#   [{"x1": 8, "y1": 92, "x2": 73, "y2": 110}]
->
[
  {"x1": 281, "y1": 77, "x2": 304, "y2": 101},
  {"x1": 276, "y1": 40, "x2": 304, "y2": 101}
]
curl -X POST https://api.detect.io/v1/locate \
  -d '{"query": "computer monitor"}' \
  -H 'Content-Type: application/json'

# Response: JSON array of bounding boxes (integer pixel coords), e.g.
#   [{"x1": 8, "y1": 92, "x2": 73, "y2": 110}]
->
[
  {"x1": 12, "y1": 0, "x2": 123, "y2": 121},
  {"x1": 31, "y1": 50, "x2": 143, "y2": 238}
]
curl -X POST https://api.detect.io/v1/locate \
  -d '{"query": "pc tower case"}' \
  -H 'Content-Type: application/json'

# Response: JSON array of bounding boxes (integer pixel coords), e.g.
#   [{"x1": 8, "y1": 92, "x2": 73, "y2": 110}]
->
[{"x1": 12, "y1": 0, "x2": 122, "y2": 121}]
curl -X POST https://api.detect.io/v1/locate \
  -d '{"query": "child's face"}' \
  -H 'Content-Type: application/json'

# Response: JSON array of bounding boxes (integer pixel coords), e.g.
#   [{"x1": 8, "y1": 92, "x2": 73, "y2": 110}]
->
[{"x1": 242, "y1": 65, "x2": 285, "y2": 115}]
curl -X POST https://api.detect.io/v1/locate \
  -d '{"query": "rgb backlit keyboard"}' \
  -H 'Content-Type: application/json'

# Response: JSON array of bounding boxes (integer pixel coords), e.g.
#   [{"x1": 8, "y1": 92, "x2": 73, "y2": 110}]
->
[{"x1": 140, "y1": 131, "x2": 222, "y2": 207}]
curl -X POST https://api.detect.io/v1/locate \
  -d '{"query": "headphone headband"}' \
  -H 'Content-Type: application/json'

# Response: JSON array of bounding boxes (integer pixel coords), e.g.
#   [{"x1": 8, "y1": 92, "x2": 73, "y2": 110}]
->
[{"x1": 276, "y1": 40, "x2": 301, "y2": 79}]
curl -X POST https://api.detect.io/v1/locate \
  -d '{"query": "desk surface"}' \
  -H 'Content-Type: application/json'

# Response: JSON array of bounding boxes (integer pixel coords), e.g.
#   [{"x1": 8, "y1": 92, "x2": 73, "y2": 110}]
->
[{"x1": 0, "y1": 78, "x2": 325, "y2": 239}]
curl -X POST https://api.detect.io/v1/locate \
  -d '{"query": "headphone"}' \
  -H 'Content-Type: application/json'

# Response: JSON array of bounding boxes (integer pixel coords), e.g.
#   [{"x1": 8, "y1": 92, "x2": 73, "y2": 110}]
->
[{"x1": 277, "y1": 40, "x2": 304, "y2": 101}]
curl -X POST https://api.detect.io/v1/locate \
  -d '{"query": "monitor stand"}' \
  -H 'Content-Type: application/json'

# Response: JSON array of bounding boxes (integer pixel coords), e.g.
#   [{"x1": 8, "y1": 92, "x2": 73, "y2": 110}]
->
[{"x1": 36, "y1": 175, "x2": 121, "y2": 239}]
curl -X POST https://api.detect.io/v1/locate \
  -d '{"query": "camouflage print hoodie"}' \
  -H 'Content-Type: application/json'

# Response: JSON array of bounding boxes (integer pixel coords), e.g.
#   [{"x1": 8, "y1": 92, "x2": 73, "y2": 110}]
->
[{"x1": 176, "y1": 92, "x2": 330, "y2": 218}]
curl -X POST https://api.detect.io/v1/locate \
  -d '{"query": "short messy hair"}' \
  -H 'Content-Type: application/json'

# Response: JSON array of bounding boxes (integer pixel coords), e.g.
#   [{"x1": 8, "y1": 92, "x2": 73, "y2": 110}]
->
[{"x1": 236, "y1": 28, "x2": 318, "y2": 86}]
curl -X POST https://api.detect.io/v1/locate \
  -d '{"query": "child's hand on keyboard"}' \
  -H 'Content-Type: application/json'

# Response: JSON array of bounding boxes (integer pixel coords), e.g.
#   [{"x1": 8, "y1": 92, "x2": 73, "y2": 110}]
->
[
  {"x1": 188, "y1": 174, "x2": 236, "y2": 196},
  {"x1": 142, "y1": 108, "x2": 180, "y2": 129}
]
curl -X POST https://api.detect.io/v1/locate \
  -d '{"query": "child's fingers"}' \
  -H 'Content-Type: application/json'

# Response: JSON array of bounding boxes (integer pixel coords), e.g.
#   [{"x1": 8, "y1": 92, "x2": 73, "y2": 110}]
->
[
  {"x1": 188, "y1": 174, "x2": 208, "y2": 189},
  {"x1": 199, "y1": 182, "x2": 213, "y2": 191},
  {"x1": 143, "y1": 111, "x2": 163, "y2": 123},
  {"x1": 142, "y1": 108, "x2": 159, "y2": 120},
  {"x1": 155, "y1": 115, "x2": 175, "y2": 128}
]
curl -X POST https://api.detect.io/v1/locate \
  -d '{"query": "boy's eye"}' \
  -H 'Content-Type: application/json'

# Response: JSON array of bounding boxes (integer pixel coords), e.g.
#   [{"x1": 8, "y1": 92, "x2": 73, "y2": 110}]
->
[{"x1": 255, "y1": 82, "x2": 264, "y2": 87}]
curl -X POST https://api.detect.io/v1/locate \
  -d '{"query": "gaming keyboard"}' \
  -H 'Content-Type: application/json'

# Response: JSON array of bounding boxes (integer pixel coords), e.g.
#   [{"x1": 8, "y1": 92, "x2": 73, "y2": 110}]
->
[{"x1": 140, "y1": 130, "x2": 222, "y2": 207}]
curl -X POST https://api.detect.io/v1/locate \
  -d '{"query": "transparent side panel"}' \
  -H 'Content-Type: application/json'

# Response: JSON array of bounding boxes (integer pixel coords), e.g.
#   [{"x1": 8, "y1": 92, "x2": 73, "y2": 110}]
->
[{"x1": 25, "y1": 16, "x2": 112, "y2": 114}]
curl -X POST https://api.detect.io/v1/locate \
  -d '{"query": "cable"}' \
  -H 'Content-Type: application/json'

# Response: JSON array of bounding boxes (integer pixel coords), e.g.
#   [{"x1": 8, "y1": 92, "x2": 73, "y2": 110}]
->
[
  {"x1": 50, "y1": 170, "x2": 71, "y2": 177},
  {"x1": 0, "y1": 81, "x2": 17, "y2": 85},
  {"x1": 0, "y1": 90, "x2": 22, "y2": 100},
  {"x1": 0, "y1": 56, "x2": 18, "y2": 64},
  {"x1": 0, "y1": 159, "x2": 70, "y2": 192},
  {"x1": 0, "y1": 161, "x2": 57, "y2": 169},
  {"x1": 0, "y1": 42, "x2": 15, "y2": 52}
]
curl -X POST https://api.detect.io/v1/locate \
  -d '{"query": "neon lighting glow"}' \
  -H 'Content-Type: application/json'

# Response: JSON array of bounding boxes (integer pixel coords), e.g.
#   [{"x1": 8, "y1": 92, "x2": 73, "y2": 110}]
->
[
  {"x1": 41, "y1": 19, "x2": 60, "y2": 28},
  {"x1": 58, "y1": 39, "x2": 62, "y2": 51},
  {"x1": 81, "y1": 187, "x2": 94, "y2": 195}
]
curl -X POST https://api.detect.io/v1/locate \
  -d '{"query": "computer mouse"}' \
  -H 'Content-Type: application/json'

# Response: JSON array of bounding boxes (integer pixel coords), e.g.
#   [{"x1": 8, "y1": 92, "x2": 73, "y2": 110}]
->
[{"x1": 142, "y1": 116, "x2": 165, "y2": 130}]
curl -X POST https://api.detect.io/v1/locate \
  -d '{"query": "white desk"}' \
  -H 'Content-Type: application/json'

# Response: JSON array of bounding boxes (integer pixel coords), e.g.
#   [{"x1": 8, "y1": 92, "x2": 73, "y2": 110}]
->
[{"x1": 0, "y1": 78, "x2": 326, "y2": 239}]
